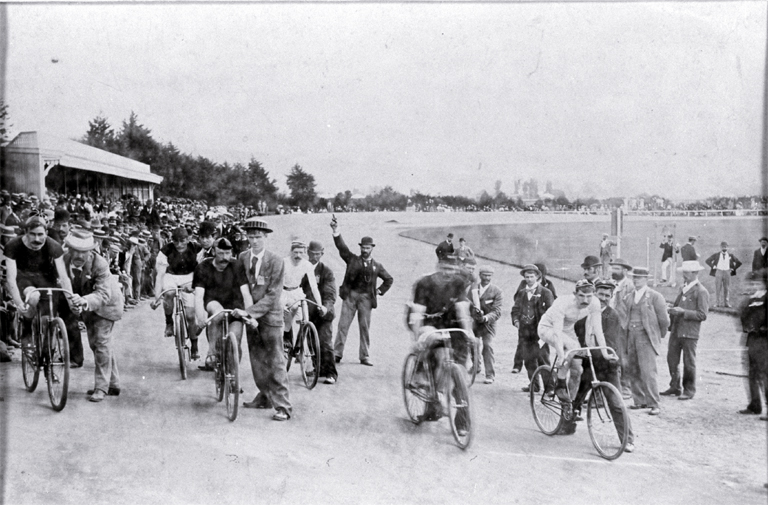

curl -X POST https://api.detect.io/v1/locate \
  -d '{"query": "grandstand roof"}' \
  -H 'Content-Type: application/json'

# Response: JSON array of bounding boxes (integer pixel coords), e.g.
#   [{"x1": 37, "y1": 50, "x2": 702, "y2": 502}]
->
[{"x1": 6, "y1": 131, "x2": 163, "y2": 184}]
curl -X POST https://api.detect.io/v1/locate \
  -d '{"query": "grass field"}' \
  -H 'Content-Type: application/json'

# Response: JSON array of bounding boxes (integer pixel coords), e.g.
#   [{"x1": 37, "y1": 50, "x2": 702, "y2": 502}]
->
[{"x1": 400, "y1": 215, "x2": 767, "y2": 309}]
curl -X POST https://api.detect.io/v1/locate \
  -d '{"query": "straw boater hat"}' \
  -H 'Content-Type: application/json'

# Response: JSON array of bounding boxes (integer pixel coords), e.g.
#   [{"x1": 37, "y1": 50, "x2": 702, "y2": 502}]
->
[
  {"x1": 65, "y1": 229, "x2": 98, "y2": 252},
  {"x1": 629, "y1": 267, "x2": 650, "y2": 277},
  {"x1": 679, "y1": 261, "x2": 705, "y2": 272},
  {"x1": 520, "y1": 264, "x2": 541, "y2": 277},
  {"x1": 243, "y1": 218, "x2": 273, "y2": 234}
]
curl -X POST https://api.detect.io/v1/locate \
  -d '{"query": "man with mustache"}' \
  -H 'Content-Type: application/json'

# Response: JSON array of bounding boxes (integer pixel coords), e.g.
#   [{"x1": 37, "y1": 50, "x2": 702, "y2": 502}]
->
[
  {"x1": 609, "y1": 258, "x2": 635, "y2": 398},
  {"x1": 62, "y1": 229, "x2": 124, "y2": 402},
  {"x1": 330, "y1": 216, "x2": 393, "y2": 366},
  {"x1": 4, "y1": 215, "x2": 77, "y2": 363}
]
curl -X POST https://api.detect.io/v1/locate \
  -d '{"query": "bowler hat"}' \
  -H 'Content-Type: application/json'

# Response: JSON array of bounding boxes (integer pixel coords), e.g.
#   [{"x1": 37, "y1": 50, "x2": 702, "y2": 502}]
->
[
  {"x1": 688, "y1": 236, "x2": 697, "y2": 242},
  {"x1": 520, "y1": 264, "x2": 541, "y2": 277},
  {"x1": 630, "y1": 267, "x2": 650, "y2": 277},
  {"x1": 65, "y1": 229, "x2": 98, "y2": 252},
  {"x1": 359, "y1": 236, "x2": 375, "y2": 247},
  {"x1": 243, "y1": 218, "x2": 273, "y2": 234},
  {"x1": 760, "y1": 237, "x2": 768, "y2": 243},
  {"x1": 308, "y1": 240, "x2": 324, "y2": 252},
  {"x1": 609, "y1": 258, "x2": 633, "y2": 270},
  {"x1": 581, "y1": 255, "x2": 602, "y2": 269}
]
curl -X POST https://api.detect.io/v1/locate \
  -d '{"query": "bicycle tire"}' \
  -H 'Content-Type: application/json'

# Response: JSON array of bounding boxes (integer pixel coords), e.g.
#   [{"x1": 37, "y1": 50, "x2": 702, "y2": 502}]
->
[
  {"x1": 299, "y1": 322, "x2": 320, "y2": 389},
  {"x1": 587, "y1": 381, "x2": 629, "y2": 460},
  {"x1": 46, "y1": 317, "x2": 70, "y2": 412},
  {"x1": 224, "y1": 335, "x2": 240, "y2": 422},
  {"x1": 530, "y1": 365, "x2": 565, "y2": 436},
  {"x1": 402, "y1": 353, "x2": 428, "y2": 424},
  {"x1": 175, "y1": 308, "x2": 188, "y2": 380},
  {"x1": 467, "y1": 336, "x2": 480, "y2": 387},
  {"x1": 20, "y1": 315, "x2": 40, "y2": 392},
  {"x1": 214, "y1": 345, "x2": 224, "y2": 402},
  {"x1": 446, "y1": 363, "x2": 473, "y2": 450},
  {"x1": 285, "y1": 327, "x2": 294, "y2": 372}
]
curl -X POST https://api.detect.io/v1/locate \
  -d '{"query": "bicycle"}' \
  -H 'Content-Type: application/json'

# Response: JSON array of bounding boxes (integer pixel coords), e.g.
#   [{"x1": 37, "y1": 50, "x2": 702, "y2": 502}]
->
[
  {"x1": 284, "y1": 298, "x2": 322, "y2": 389},
  {"x1": 203, "y1": 309, "x2": 244, "y2": 422},
  {"x1": 529, "y1": 346, "x2": 629, "y2": 460},
  {"x1": 402, "y1": 327, "x2": 475, "y2": 450},
  {"x1": 151, "y1": 282, "x2": 193, "y2": 380},
  {"x1": 17, "y1": 288, "x2": 73, "y2": 411}
]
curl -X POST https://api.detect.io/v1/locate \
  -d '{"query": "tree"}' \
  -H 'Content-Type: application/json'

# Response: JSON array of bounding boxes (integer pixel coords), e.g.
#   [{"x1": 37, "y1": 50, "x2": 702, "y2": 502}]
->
[
  {"x1": 245, "y1": 158, "x2": 279, "y2": 208},
  {"x1": 119, "y1": 111, "x2": 161, "y2": 165},
  {"x1": 81, "y1": 115, "x2": 118, "y2": 152},
  {"x1": 286, "y1": 164, "x2": 317, "y2": 210},
  {"x1": 0, "y1": 101, "x2": 12, "y2": 144}
]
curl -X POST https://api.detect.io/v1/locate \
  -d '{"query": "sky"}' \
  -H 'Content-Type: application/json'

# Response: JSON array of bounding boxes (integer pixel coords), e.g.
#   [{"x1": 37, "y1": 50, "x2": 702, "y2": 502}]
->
[{"x1": 3, "y1": 2, "x2": 766, "y2": 200}]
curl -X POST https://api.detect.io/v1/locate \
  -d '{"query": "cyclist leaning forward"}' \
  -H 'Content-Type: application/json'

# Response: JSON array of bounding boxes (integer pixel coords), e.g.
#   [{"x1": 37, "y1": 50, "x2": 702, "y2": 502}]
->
[
  {"x1": 4, "y1": 214, "x2": 78, "y2": 357},
  {"x1": 407, "y1": 257, "x2": 474, "y2": 426},
  {"x1": 152, "y1": 226, "x2": 202, "y2": 360}
]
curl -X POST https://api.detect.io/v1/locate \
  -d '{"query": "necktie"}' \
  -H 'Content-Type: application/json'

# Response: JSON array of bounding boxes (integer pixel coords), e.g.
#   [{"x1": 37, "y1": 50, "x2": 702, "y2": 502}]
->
[
  {"x1": 73, "y1": 268, "x2": 83, "y2": 292},
  {"x1": 251, "y1": 255, "x2": 258, "y2": 278}
]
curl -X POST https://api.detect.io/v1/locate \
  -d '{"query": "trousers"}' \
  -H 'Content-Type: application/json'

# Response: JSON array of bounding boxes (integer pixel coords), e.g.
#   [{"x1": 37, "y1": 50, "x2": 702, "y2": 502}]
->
[
  {"x1": 746, "y1": 334, "x2": 768, "y2": 413},
  {"x1": 245, "y1": 324, "x2": 292, "y2": 416},
  {"x1": 714, "y1": 270, "x2": 730, "y2": 306},
  {"x1": 626, "y1": 325, "x2": 660, "y2": 408},
  {"x1": 334, "y1": 290, "x2": 373, "y2": 361},
  {"x1": 65, "y1": 312, "x2": 119, "y2": 393},
  {"x1": 666, "y1": 334, "x2": 697, "y2": 397}
]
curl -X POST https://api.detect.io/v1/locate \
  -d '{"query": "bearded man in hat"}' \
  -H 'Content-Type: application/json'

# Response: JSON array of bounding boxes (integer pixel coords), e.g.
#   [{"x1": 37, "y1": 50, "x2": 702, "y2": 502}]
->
[
  {"x1": 617, "y1": 266, "x2": 670, "y2": 415},
  {"x1": 608, "y1": 258, "x2": 634, "y2": 398},
  {"x1": 238, "y1": 218, "x2": 292, "y2": 421},
  {"x1": 62, "y1": 229, "x2": 124, "y2": 402},
  {"x1": 581, "y1": 255, "x2": 603, "y2": 285},
  {"x1": 470, "y1": 265, "x2": 503, "y2": 384},
  {"x1": 511, "y1": 264, "x2": 554, "y2": 387},
  {"x1": 662, "y1": 261, "x2": 709, "y2": 400},
  {"x1": 301, "y1": 240, "x2": 338, "y2": 384},
  {"x1": 330, "y1": 216, "x2": 393, "y2": 366}
]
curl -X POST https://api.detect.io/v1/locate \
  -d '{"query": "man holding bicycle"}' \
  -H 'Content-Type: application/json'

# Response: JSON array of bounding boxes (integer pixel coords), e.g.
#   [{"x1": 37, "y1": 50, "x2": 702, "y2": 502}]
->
[
  {"x1": 407, "y1": 257, "x2": 474, "y2": 428},
  {"x1": 4, "y1": 214, "x2": 78, "y2": 361},
  {"x1": 281, "y1": 240, "x2": 323, "y2": 360},
  {"x1": 193, "y1": 238, "x2": 253, "y2": 371}
]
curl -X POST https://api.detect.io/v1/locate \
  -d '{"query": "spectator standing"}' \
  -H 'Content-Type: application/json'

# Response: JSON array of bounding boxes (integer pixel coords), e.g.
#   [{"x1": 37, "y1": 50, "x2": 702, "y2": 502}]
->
[
  {"x1": 659, "y1": 234, "x2": 678, "y2": 286},
  {"x1": 330, "y1": 216, "x2": 393, "y2": 366},
  {"x1": 705, "y1": 241, "x2": 742, "y2": 308},
  {"x1": 738, "y1": 271, "x2": 768, "y2": 419},
  {"x1": 302, "y1": 240, "x2": 338, "y2": 384},
  {"x1": 680, "y1": 236, "x2": 699, "y2": 261},
  {"x1": 599, "y1": 233, "x2": 615, "y2": 279},
  {"x1": 435, "y1": 233, "x2": 455, "y2": 262},
  {"x1": 617, "y1": 267, "x2": 670, "y2": 415},
  {"x1": 456, "y1": 238, "x2": 475, "y2": 265},
  {"x1": 470, "y1": 265, "x2": 503, "y2": 384},
  {"x1": 662, "y1": 261, "x2": 709, "y2": 401},
  {"x1": 608, "y1": 258, "x2": 634, "y2": 398},
  {"x1": 581, "y1": 255, "x2": 603, "y2": 284},
  {"x1": 752, "y1": 237, "x2": 768, "y2": 273},
  {"x1": 512, "y1": 262, "x2": 556, "y2": 373}
]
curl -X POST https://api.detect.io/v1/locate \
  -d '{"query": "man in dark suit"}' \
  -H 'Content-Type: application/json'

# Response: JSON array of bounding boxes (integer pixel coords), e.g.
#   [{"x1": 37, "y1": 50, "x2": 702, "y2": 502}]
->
[
  {"x1": 435, "y1": 233, "x2": 455, "y2": 262},
  {"x1": 705, "y1": 241, "x2": 742, "y2": 308},
  {"x1": 739, "y1": 270, "x2": 768, "y2": 419},
  {"x1": 331, "y1": 216, "x2": 393, "y2": 366},
  {"x1": 752, "y1": 237, "x2": 768, "y2": 273},
  {"x1": 62, "y1": 229, "x2": 124, "y2": 402},
  {"x1": 302, "y1": 240, "x2": 338, "y2": 384},
  {"x1": 661, "y1": 261, "x2": 709, "y2": 400},
  {"x1": 680, "y1": 236, "x2": 699, "y2": 261},
  {"x1": 470, "y1": 265, "x2": 503, "y2": 384},
  {"x1": 511, "y1": 264, "x2": 554, "y2": 387},
  {"x1": 238, "y1": 218, "x2": 292, "y2": 422}
]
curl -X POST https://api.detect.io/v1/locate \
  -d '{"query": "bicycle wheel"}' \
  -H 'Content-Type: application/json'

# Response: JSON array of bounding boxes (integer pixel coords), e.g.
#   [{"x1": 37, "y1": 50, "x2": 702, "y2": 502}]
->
[
  {"x1": 530, "y1": 365, "x2": 564, "y2": 436},
  {"x1": 175, "y1": 309, "x2": 188, "y2": 380},
  {"x1": 20, "y1": 316, "x2": 40, "y2": 392},
  {"x1": 587, "y1": 381, "x2": 629, "y2": 460},
  {"x1": 402, "y1": 353, "x2": 429, "y2": 424},
  {"x1": 46, "y1": 317, "x2": 70, "y2": 412},
  {"x1": 214, "y1": 345, "x2": 224, "y2": 402},
  {"x1": 224, "y1": 335, "x2": 240, "y2": 422},
  {"x1": 299, "y1": 322, "x2": 320, "y2": 389},
  {"x1": 467, "y1": 336, "x2": 480, "y2": 387},
  {"x1": 446, "y1": 363, "x2": 473, "y2": 449}
]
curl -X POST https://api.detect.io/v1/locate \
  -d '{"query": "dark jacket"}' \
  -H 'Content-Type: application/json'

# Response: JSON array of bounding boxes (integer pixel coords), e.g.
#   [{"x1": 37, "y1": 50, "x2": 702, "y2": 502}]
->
[
  {"x1": 333, "y1": 234, "x2": 393, "y2": 310},
  {"x1": 752, "y1": 248, "x2": 768, "y2": 273},
  {"x1": 435, "y1": 240, "x2": 454, "y2": 261},
  {"x1": 705, "y1": 252, "x2": 742, "y2": 277},
  {"x1": 511, "y1": 284, "x2": 554, "y2": 340},
  {"x1": 669, "y1": 281, "x2": 709, "y2": 340},
  {"x1": 301, "y1": 261, "x2": 336, "y2": 322}
]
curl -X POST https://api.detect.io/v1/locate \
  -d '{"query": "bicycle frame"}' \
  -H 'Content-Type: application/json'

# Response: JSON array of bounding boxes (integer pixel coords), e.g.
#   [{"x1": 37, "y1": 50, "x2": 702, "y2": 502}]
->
[{"x1": 412, "y1": 328, "x2": 474, "y2": 393}]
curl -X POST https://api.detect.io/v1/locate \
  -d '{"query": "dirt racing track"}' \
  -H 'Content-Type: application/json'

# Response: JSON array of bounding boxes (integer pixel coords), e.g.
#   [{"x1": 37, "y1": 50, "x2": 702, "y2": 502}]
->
[{"x1": 2, "y1": 212, "x2": 766, "y2": 505}]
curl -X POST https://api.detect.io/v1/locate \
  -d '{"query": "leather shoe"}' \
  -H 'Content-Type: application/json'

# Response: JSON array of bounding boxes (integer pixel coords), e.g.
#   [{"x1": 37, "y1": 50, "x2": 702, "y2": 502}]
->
[
  {"x1": 272, "y1": 410, "x2": 290, "y2": 421},
  {"x1": 629, "y1": 404, "x2": 648, "y2": 410},
  {"x1": 660, "y1": 388, "x2": 681, "y2": 396},
  {"x1": 335, "y1": 356, "x2": 341, "y2": 363},
  {"x1": 760, "y1": 416, "x2": 768, "y2": 421},
  {"x1": 484, "y1": 377, "x2": 494, "y2": 384},
  {"x1": 360, "y1": 359, "x2": 373, "y2": 366},
  {"x1": 624, "y1": 443, "x2": 635, "y2": 453},
  {"x1": 324, "y1": 376, "x2": 336, "y2": 385},
  {"x1": 86, "y1": 387, "x2": 120, "y2": 396},
  {"x1": 678, "y1": 395, "x2": 694, "y2": 401},
  {"x1": 88, "y1": 390, "x2": 106, "y2": 402},
  {"x1": 243, "y1": 398, "x2": 271, "y2": 409},
  {"x1": 649, "y1": 407, "x2": 660, "y2": 415},
  {"x1": 511, "y1": 368, "x2": 521, "y2": 374},
  {"x1": 739, "y1": 408, "x2": 760, "y2": 415}
]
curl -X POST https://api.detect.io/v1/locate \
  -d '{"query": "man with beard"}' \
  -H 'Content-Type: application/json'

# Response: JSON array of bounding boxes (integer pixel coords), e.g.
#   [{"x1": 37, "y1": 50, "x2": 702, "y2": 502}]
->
[
  {"x1": 511, "y1": 264, "x2": 554, "y2": 389},
  {"x1": 62, "y1": 229, "x2": 124, "y2": 402},
  {"x1": 194, "y1": 238, "x2": 253, "y2": 371},
  {"x1": 301, "y1": 241, "x2": 337, "y2": 384},
  {"x1": 152, "y1": 226, "x2": 202, "y2": 360},
  {"x1": 4, "y1": 215, "x2": 77, "y2": 362},
  {"x1": 331, "y1": 216, "x2": 393, "y2": 366},
  {"x1": 609, "y1": 258, "x2": 634, "y2": 397}
]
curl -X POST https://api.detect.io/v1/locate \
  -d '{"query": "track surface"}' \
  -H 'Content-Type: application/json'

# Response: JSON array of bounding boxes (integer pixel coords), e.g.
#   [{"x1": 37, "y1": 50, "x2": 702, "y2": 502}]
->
[{"x1": 2, "y1": 211, "x2": 766, "y2": 504}]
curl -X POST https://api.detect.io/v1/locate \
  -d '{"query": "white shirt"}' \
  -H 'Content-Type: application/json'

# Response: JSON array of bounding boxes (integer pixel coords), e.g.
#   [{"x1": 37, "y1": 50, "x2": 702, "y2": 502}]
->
[
  {"x1": 523, "y1": 281, "x2": 539, "y2": 300},
  {"x1": 479, "y1": 282, "x2": 490, "y2": 298},
  {"x1": 682, "y1": 278, "x2": 700, "y2": 294},
  {"x1": 633, "y1": 285, "x2": 648, "y2": 304},
  {"x1": 716, "y1": 251, "x2": 731, "y2": 270}
]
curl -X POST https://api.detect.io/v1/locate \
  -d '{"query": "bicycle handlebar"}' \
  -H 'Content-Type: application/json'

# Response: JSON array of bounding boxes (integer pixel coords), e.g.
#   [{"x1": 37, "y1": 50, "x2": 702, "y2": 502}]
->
[
  {"x1": 284, "y1": 298, "x2": 323, "y2": 311},
  {"x1": 564, "y1": 346, "x2": 619, "y2": 359},
  {"x1": 417, "y1": 327, "x2": 477, "y2": 345},
  {"x1": 157, "y1": 281, "x2": 194, "y2": 298},
  {"x1": 23, "y1": 287, "x2": 75, "y2": 304}
]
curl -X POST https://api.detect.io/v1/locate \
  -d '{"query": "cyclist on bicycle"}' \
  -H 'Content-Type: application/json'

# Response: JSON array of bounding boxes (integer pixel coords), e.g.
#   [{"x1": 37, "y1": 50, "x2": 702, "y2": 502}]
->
[
  {"x1": 407, "y1": 257, "x2": 474, "y2": 425},
  {"x1": 193, "y1": 237, "x2": 254, "y2": 371},
  {"x1": 281, "y1": 240, "x2": 323, "y2": 358},
  {"x1": 538, "y1": 279, "x2": 613, "y2": 404},
  {"x1": 4, "y1": 214, "x2": 79, "y2": 360},
  {"x1": 152, "y1": 226, "x2": 201, "y2": 360}
]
